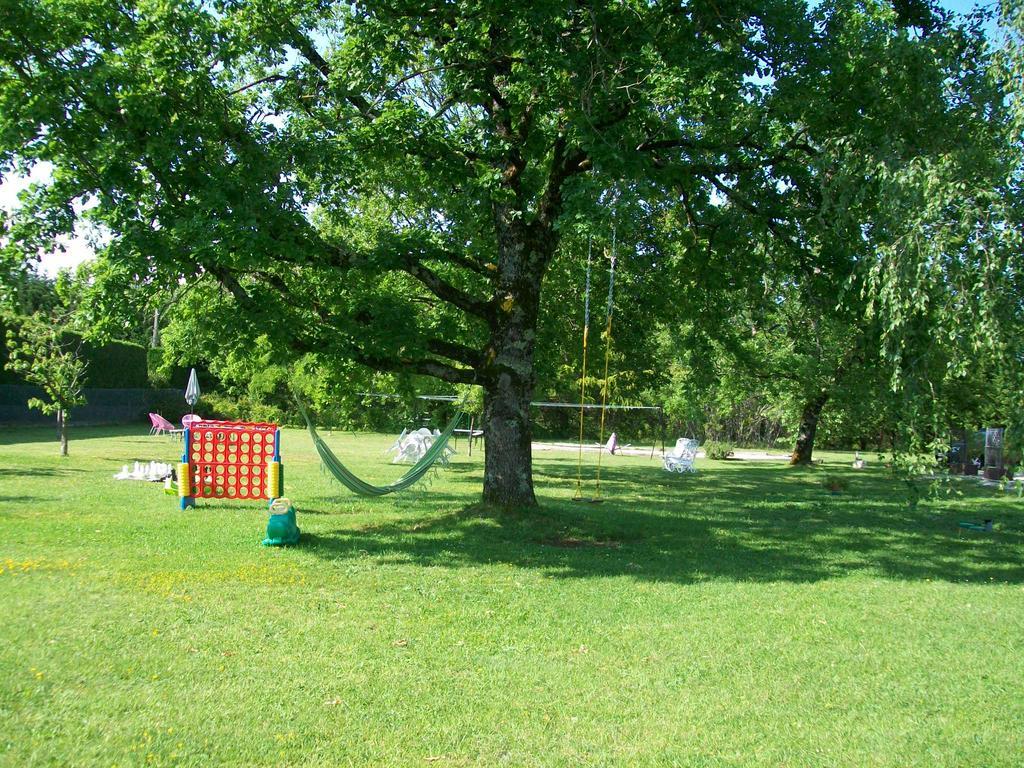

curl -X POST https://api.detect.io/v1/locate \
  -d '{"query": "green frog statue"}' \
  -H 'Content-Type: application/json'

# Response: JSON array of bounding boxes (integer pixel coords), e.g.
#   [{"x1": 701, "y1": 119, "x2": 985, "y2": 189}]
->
[{"x1": 262, "y1": 497, "x2": 301, "y2": 546}]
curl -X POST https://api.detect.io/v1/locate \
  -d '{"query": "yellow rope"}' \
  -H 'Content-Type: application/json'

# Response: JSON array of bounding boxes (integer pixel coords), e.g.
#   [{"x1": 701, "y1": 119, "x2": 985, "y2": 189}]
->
[
  {"x1": 574, "y1": 238, "x2": 593, "y2": 500},
  {"x1": 594, "y1": 230, "x2": 617, "y2": 500},
  {"x1": 594, "y1": 313, "x2": 614, "y2": 499},
  {"x1": 574, "y1": 324, "x2": 589, "y2": 500}
]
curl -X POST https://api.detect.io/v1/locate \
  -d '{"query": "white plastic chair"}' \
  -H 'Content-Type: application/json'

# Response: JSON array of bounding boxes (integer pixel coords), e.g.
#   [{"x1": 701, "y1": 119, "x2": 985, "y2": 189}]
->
[
  {"x1": 385, "y1": 428, "x2": 410, "y2": 456},
  {"x1": 386, "y1": 426, "x2": 458, "y2": 465},
  {"x1": 663, "y1": 438, "x2": 699, "y2": 473}
]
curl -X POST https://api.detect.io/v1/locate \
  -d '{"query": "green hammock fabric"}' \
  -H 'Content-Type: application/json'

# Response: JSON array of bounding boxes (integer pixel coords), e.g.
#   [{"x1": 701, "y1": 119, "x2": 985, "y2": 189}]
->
[{"x1": 294, "y1": 393, "x2": 463, "y2": 497}]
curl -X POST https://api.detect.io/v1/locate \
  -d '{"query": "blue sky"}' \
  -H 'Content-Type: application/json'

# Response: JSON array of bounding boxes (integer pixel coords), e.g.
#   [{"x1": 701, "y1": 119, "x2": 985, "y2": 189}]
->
[
  {"x1": 939, "y1": 0, "x2": 994, "y2": 14},
  {"x1": 938, "y1": 0, "x2": 1003, "y2": 36},
  {"x1": 937, "y1": 0, "x2": 987, "y2": 11}
]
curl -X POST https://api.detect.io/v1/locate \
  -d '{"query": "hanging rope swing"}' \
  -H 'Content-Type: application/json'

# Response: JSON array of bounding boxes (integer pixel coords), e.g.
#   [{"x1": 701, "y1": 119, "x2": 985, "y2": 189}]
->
[
  {"x1": 574, "y1": 225, "x2": 618, "y2": 503},
  {"x1": 573, "y1": 238, "x2": 594, "y2": 500},
  {"x1": 594, "y1": 225, "x2": 617, "y2": 500}
]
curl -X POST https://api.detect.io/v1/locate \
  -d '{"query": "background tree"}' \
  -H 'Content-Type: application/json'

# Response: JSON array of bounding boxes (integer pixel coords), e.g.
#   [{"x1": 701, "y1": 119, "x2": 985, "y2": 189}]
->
[
  {"x1": 0, "y1": 268, "x2": 60, "y2": 315},
  {"x1": 3, "y1": 312, "x2": 88, "y2": 456},
  {"x1": 650, "y1": 0, "x2": 1021, "y2": 465}
]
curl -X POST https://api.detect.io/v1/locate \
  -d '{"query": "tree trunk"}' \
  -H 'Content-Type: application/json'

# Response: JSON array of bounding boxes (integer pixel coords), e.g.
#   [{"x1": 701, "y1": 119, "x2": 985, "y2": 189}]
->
[
  {"x1": 58, "y1": 408, "x2": 68, "y2": 457},
  {"x1": 790, "y1": 393, "x2": 828, "y2": 465},
  {"x1": 480, "y1": 282, "x2": 541, "y2": 508},
  {"x1": 481, "y1": 366, "x2": 536, "y2": 508},
  {"x1": 480, "y1": 218, "x2": 549, "y2": 508}
]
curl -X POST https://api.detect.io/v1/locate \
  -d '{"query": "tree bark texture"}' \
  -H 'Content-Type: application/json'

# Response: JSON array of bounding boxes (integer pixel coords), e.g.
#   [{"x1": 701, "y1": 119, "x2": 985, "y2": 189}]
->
[
  {"x1": 480, "y1": 219, "x2": 550, "y2": 508},
  {"x1": 790, "y1": 393, "x2": 828, "y2": 465},
  {"x1": 482, "y1": 367, "x2": 536, "y2": 507}
]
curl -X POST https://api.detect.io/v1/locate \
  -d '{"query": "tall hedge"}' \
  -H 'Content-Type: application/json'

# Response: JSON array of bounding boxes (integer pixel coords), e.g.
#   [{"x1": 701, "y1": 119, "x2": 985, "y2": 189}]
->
[
  {"x1": 77, "y1": 336, "x2": 149, "y2": 388},
  {"x1": 0, "y1": 317, "x2": 149, "y2": 388},
  {"x1": 146, "y1": 346, "x2": 199, "y2": 389}
]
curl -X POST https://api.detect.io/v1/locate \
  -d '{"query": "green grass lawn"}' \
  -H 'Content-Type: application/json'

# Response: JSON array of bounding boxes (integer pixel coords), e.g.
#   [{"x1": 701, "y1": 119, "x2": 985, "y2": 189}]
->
[{"x1": 1, "y1": 426, "x2": 1022, "y2": 767}]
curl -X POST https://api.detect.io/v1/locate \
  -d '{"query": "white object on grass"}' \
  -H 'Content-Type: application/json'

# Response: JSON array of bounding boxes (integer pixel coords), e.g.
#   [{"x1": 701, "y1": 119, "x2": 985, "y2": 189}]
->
[
  {"x1": 384, "y1": 428, "x2": 409, "y2": 456},
  {"x1": 663, "y1": 438, "x2": 699, "y2": 473},
  {"x1": 113, "y1": 461, "x2": 173, "y2": 482},
  {"x1": 386, "y1": 427, "x2": 457, "y2": 466}
]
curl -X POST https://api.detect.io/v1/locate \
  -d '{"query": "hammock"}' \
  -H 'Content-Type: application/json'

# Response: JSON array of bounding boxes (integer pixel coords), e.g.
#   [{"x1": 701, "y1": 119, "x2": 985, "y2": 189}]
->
[{"x1": 294, "y1": 392, "x2": 463, "y2": 496}]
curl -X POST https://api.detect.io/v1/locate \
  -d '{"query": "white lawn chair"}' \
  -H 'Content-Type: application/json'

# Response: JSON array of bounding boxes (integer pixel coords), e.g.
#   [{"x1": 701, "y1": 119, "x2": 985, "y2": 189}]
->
[
  {"x1": 386, "y1": 426, "x2": 458, "y2": 466},
  {"x1": 388, "y1": 428, "x2": 432, "y2": 464},
  {"x1": 385, "y1": 428, "x2": 410, "y2": 456},
  {"x1": 663, "y1": 438, "x2": 699, "y2": 473}
]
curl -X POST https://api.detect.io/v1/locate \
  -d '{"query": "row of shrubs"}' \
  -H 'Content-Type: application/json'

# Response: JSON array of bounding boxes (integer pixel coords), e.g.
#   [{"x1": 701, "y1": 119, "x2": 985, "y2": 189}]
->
[
  {"x1": 702, "y1": 441, "x2": 736, "y2": 460},
  {"x1": 198, "y1": 392, "x2": 289, "y2": 426}
]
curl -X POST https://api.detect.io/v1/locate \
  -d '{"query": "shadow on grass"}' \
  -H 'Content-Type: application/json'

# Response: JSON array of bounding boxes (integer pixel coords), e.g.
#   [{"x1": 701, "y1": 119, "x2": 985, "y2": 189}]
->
[
  {"x1": 299, "y1": 463, "x2": 1024, "y2": 586},
  {"x1": 0, "y1": 467, "x2": 86, "y2": 477},
  {"x1": 0, "y1": 425, "x2": 154, "y2": 446},
  {"x1": 433, "y1": 464, "x2": 479, "y2": 473}
]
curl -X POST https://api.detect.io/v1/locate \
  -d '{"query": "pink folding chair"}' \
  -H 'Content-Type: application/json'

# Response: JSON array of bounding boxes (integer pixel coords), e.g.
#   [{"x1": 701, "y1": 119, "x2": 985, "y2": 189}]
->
[
  {"x1": 182, "y1": 414, "x2": 202, "y2": 430},
  {"x1": 150, "y1": 413, "x2": 183, "y2": 439}
]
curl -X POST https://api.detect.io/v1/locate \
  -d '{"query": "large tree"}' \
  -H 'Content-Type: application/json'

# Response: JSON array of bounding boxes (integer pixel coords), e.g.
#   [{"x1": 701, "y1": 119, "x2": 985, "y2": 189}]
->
[
  {"x1": 651, "y1": 0, "x2": 1021, "y2": 464},
  {"x1": 0, "y1": 0, "x2": 1015, "y2": 505}
]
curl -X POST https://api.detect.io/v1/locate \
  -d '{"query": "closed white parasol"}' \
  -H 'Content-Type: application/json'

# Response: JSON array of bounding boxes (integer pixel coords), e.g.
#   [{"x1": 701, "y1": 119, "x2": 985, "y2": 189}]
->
[{"x1": 185, "y1": 368, "x2": 201, "y2": 414}]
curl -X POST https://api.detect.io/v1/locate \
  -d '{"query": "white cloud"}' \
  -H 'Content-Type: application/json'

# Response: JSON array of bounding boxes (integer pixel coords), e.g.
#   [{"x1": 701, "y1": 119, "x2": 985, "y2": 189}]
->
[
  {"x1": 0, "y1": 163, "x2": 96, "y2": 277},
  {"x1": 0, "y1": 162, "x2": 51, "y2": 207}
]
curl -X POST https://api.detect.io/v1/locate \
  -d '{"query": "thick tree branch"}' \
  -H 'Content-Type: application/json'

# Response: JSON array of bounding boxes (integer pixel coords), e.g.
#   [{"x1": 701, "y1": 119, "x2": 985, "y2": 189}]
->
[
  {"x1": 440, "y1": 250, "x2": 489, "y2": 276},
  {"x1": 402, "y1": 261, "x2": 492, "y2": 319},
  {"x1": 635, "y1": 136, "x2": 701, "y2": 153},
  {"x1": 679, "y1": 188, "x2": 702, "y2": 237},
  {"x1": 253, "y1": 269, "x2": 290, "y2": 296},
  {"x1": 426, "y1": 338, "x2": 483, "y2": 367},
  {"x1": 286, "y1": 333, "x2": 478, "y2": 385},
  {"x1": 293, "y1": 298, "x2": 481, "y2": 384},
  {"x1": 357, "y1": 351, "x2": 478, "y2": 384},
  {"x1": 207, "y1": 265, "x2": 256, "y2": 308},
  {"x1": 705, "y1": 175, "x2": 800, "y2": 249},
  {"x1": 286, "y1": 24, "x2": 378, "y2": 118},
  {"x1": 537, "y1": 135, "x2": 591, "y2": 228},
  {"x1": 637, "y1": 131, "x2": 819, "y2": 177},
  {"x1": 255, "y1": 238, "x2": 490, "y2": 324},
  {"x1": 286, "y1": 24, "x2": 330, "y2": 79}
]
